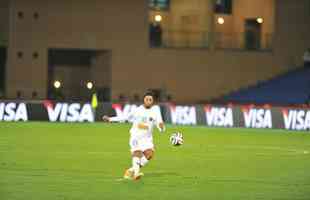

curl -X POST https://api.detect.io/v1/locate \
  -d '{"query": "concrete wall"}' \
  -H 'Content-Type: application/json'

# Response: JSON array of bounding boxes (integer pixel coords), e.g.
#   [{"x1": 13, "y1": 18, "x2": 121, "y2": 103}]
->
[
  {"x1": 214, "y1": 0, "x2": 275, "y2": 49},
  {"x1": 90, "y1": 51, "x2": 112, "y2": 90},
  {"x1": 4, "y1": 0, "x2": 310, "y2": 103},
  {"x1": 6, "y1": 0, "x2": 48, "y2": 99},
  {"x1": 0, "y1": 0, "x2": 10, "y2": 45},
  {"x1": 149, "y1": 0, "x2": 212, "y2": 47},
  {"x1": 274, "y1": 0, "x2": 310, "y2": 68},
  {"x1": 233, "y1": 0, "x2": 274, "y2": 34}
]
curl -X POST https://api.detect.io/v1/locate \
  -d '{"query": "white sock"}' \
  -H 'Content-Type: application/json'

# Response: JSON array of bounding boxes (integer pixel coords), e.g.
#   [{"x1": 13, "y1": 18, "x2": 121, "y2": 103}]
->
[
  {"x1": 132, "y1": 157, "x2": 140, "y2": 176},
  {"x1": 140, "y1": 156, "x2": 149, "y2": 167}
]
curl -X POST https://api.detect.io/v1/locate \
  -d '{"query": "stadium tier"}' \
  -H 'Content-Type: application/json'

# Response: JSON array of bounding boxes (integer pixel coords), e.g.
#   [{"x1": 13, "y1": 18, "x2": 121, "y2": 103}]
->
[{"x1": 221, "y1": 67, "x2": 310, "y2": 105}]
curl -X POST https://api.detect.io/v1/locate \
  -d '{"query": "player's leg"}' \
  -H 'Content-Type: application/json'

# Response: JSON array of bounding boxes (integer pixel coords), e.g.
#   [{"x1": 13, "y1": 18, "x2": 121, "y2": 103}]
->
[
  {"x1": 124, "y1": 150, "x2": 143, "y2": 180},
  {"x1": 132, "y1": 150, "x2": 144, "y2": 180},
  {"x1": 140, "y1": 149, "x2": 154, "y2": 167},
  {"x1": 144, "y1": 149, "x2": 154, "y2": 160},
  {"x1": 124, "y1": 137, "x2": 144, "y2": 180},
  {"x1": 139, "y1": 136, "x2": 155, "y2": 168}
]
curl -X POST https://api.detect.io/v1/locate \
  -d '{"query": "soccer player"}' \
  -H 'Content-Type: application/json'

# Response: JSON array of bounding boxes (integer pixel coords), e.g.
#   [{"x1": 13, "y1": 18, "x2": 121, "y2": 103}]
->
[{"x1": 102, "y1": 91, "x2": 165, "y2": 180}]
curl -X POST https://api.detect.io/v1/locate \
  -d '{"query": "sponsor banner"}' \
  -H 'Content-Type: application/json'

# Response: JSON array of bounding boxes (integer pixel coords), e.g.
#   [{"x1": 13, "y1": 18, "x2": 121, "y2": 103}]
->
[
  {"x1": 27, "y1": 103, "x2": 48, "y2": 121},
  {"x1": 204, "y1": 105, "x2": 234, "y2": 127},
  {"x1": 0, "y1": 102, "x2": 28, "y2": 122},
  {"x1": 281, "y1": 108, "x2": 310, "y2": 131},
  {"x1": 0, "y1": 100, "x2": 309, "y2": 131},
  {"x1": 240, "y1": 105, "x2": 273, "y2": 129},
  {"x1": 166, "y1": 104, "x2": 197, "y2": 125},
  {"x1": 43, "y1": 100, "x2": 94, "y2": 122},
  {"x1": 95, "y1": 103, "x2": 114, "y2": 122}
]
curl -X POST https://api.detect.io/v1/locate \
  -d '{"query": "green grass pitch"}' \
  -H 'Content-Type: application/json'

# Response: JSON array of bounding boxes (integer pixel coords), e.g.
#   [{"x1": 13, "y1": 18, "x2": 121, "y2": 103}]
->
[{"x1": 0, "y1": 122, "x2": 310, "y2": 200}]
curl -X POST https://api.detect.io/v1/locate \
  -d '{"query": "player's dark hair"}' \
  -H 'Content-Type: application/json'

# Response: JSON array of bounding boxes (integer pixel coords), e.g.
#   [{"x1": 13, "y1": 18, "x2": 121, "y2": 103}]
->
[{"x1": 143, "y1": 90, "x2": 155, "y2": 99}]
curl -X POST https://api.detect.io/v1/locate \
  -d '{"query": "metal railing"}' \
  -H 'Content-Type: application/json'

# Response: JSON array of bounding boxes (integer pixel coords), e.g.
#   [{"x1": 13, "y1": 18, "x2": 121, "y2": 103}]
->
[
  {"x1": 151, "y1": 30, "x2": 210, "y2": 49},
  {"x1": 215, "y1": 32, "x2": 273, "y2": 51},
  {"x1": 150, "y1": 30, "x2": 274, "y2": 51}
]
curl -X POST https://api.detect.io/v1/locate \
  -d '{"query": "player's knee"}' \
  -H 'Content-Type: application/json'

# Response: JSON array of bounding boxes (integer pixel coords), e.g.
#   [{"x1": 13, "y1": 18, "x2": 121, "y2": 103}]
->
[
  {"x1": 146, "y1": 154, "x2": 153, "y2": 160},
  {"x1": 132, "y1": 150, "x2": 143, "y2": 158},
  {"x1": 144, "y1": 150, "x2": 154, "y2": 160}
]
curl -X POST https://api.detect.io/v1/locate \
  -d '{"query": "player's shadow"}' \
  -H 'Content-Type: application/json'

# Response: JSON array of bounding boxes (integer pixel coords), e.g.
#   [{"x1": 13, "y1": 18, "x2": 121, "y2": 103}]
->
[{"x1": 145, "y1": 171, "x2": 180, "y2": 178}]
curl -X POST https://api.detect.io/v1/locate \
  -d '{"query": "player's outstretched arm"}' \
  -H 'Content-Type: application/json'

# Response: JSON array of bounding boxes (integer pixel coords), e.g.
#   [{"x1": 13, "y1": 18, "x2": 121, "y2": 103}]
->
[
  {"x1": 102, "y1": 115, "x2": 110, "y2": 122},
  {"x1": 102, "y1": 115, "x2": 126, "y2": 123}
]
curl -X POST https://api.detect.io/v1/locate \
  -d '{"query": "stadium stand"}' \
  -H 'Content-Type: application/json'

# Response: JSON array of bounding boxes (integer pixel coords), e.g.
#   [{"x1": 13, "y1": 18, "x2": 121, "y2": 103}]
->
[{"x1": 221, "y1": 67, "x2": 310, "y2": 105}]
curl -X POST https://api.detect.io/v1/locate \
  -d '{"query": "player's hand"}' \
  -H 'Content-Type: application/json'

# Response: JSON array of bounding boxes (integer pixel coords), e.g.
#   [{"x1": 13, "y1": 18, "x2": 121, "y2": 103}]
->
[
  {"x1": 158, "y1": 122, "x2": 166, "y2": 132},
  {"x1": 138, "y1": 123, "x2": 149, "y2": 130},
  {"x1": 102, "y1": 115, "x2": 110, "y2": 122}
]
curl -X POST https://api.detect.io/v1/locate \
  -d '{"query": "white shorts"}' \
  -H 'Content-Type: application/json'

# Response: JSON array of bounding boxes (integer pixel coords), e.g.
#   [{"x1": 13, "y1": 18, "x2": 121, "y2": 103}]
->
[{"x1": 129, "y1": 135, "x2": 154, "y2": 153}]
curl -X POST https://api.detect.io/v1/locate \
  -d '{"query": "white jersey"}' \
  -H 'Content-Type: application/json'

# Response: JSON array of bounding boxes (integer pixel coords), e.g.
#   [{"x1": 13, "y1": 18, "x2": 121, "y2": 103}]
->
[{"x1": 110, "y1": 105, "x2": 164, "y2": 139}]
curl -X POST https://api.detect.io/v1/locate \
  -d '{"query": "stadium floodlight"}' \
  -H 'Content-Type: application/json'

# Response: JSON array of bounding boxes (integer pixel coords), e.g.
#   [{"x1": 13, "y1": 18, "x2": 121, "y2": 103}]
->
[
  {"x1": 154, "y1": 14, "x2": 162, "y2": 23},
  {"x1": 54, "y1": 80, "x2": 61, "y2": 89},
  {"x1": 257, "y1": 17, "x2": 263, "y2": 24},
  {"x1": 87, "y1": 82, "x2": 93, "y2": 90},
  {"x1": 217, "y1": 17, "x2": 225, "y2": 25}
]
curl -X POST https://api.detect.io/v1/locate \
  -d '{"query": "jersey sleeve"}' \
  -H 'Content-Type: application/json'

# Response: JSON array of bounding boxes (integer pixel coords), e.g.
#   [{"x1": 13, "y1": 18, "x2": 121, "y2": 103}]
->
[
  {"x1": 155, "y1": 105, "x2": 163, "y2": 123},
  {"x1": 154, "y1": 105, "x2": 165, "y2": 132},
  {"x1": 127, "y1": 108, "x2": 138, "y2": 122},
  {"x1": 109, "y1": 107, "x2": 138, "y2": 123},
  {"x1": 109, "y1": 116, "x2": 125, "y2": 122}
]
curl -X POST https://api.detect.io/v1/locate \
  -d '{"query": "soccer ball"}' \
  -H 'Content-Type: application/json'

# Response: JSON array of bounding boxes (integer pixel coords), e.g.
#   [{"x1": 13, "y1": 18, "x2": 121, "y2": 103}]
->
[{"x1": 170, "y1": 132, "x2": 183, "y2": 146}]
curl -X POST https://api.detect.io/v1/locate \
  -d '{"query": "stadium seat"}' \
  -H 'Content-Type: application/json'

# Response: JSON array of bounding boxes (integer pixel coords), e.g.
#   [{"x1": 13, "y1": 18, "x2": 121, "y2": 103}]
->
[{"x1": 222, "y1": 67, "x2": 310, "y2": 105}]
